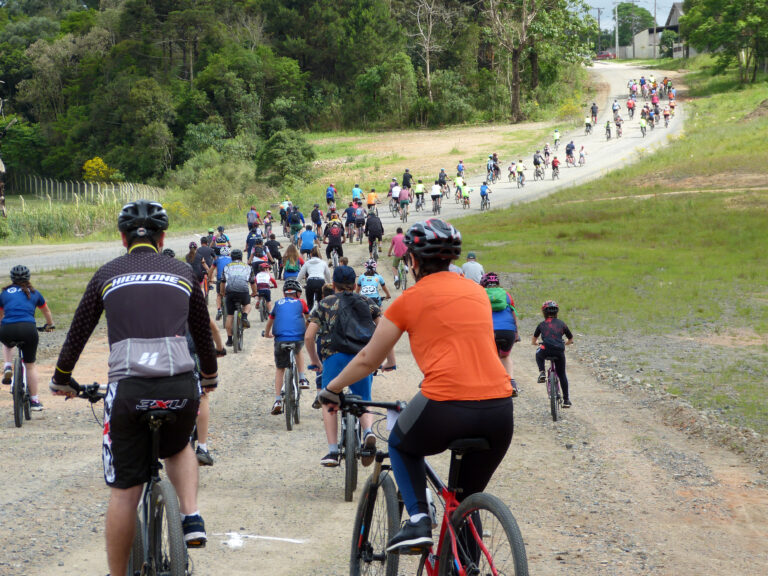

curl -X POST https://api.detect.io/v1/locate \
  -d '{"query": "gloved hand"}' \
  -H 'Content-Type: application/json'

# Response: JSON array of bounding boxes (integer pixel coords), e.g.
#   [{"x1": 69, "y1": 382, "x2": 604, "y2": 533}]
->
[
  {"x1": 318, "y1": 388, "x2": 343, "y2": 407},
  {"x1": 49, "y1": 371, "x2": 80, "y2": 396}
]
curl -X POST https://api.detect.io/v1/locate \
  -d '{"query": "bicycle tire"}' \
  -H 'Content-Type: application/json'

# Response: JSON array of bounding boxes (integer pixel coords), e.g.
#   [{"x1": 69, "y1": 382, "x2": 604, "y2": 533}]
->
[
  {"x1": 399, "y1": 264, "x2": 408, "y2": 290},
  {"x1": 237, "y1": 310, "x2": 244, "y2": 352},
  {"x1": 149, "y1": 479, "x2": 188, "y2": 576},
  {"x1": 372, "y1": 243, "x2": 379, "y2": 262},
  {"x1": 127, "y1": 514, "x2": 144, "y2": 576},
  {"x1": 221, "y1": 299, "x2": 227, "y2": 329},
  {"x1": 232, "y1": 310, "x2": 241, "y2": 354},
  {"x1": 438, "y1": 492, "x2": 528, "y2": 576},
  {"x1": 349, "y1": 474, "x2": 401, "y2": 576},
  {"x1": 284, "y1": 366, "x2": 294, "y2": 431},
  {"x1": 548, "y1": 371, "x2": 560, "y2": 422},
  {"x1": 344, "y1": 412, "x2": 358, "y2": 502},
  {"x1": 332, "y1": 250, "x2": 340, "y2": 269},
  {"x1": 13, "y1": 356, "x2": 24, "y2": 428},
  {"x1": 293, "y1": 361, "x2": 301, "y2": 425},
  {"x1": 260, "y1": 299, "x2": 268, "y2": 323}
]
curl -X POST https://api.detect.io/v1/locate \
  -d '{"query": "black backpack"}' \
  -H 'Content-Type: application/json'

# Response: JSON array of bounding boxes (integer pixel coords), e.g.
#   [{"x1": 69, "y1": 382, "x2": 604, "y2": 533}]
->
[
  {"x1": 289, "y1": 211, "x2": 300, "y2": 224},
  {"x1": 330, "y1": 293, "x2": 376, "y2": 355}
]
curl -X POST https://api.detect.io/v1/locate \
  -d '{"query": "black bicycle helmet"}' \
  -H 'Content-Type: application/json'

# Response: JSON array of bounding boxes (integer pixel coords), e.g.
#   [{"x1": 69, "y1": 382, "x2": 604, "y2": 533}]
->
[
  {"x1": 404, "y1": 218, "x2": 461, "y2": 261},
  {"x1": 117, "y1": 200, "x2": 169, "y2": 243},
  {"x1": 283, "y1": 279, "x2": 302, "y2": 294},
  {"x1": 542, "y1": 300, "x2": 559, "y2": 316},
  {"x1": 231, "y1": 249, "x2": 243, "y2": 261},
  {"x1": 162, "y1": 248, "x2": 176, "y2": 258},
  {"x1": 10, "y1": 265, "x2": 30, "y2": 283}
]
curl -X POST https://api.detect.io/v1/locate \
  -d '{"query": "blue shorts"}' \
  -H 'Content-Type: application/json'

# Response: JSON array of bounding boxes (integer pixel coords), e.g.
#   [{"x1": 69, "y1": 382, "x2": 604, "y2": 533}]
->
[{"x1": 321, "y1": 352, "x2": 372, "y2": 401}]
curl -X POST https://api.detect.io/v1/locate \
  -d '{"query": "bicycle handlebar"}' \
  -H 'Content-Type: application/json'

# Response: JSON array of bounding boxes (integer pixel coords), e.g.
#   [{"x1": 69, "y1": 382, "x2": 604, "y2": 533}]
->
[
  {"x1": 340, "y1": 395, "x2": 406, "y2": 418},
  {"x1": 68, "y1": 378, "x2": 107, "y2": 403}
]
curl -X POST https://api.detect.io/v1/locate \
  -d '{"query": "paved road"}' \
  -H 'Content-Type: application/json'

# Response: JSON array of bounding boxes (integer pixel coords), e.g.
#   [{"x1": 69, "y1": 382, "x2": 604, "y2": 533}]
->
[{"x1": 0, "y1": 62, "x2": 681, "y2": 273}]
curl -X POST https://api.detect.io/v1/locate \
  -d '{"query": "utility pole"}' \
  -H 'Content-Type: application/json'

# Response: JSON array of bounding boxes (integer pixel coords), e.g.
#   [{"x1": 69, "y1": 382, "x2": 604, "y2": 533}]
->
[
  {"x1": 653, "y1": 0, "x2": 657, "y2": 58},
  {"x1": 614, "y1": 3, "x2": 619, "y2": 58},
  {"x1": 596, "y1": 7, "x2": 604, "y2": 53}
]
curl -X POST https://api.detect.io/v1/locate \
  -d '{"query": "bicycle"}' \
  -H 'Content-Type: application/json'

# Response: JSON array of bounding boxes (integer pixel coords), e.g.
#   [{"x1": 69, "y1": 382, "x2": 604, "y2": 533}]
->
[
  {"x1": 431, "y1": 196, "x2": 441, "y2": 215},
  {"x1": 461, "y1": 195, "x2": 469, "y2": 210},
  {"x1": 516, "y1": 172, "x2": 525, "y2": 189},
  {"x1": 533, "y1": 165, "x2": 544, "y2": 181},
  {"x1": 400, "y1": 203, "x2": 409, "y2": 223},
  {"x1": 330, "y1": 246, "x2": 341, "y2": 269},
  {"x1": 585, "y1": 123, "x2": 592, "y2": 136},
  {"x1": 371, "y1": 240, "x2": 380, "y2": 262},
  {"x1": 616, "y1": 123, "x2": 623, "y2": 138},
  {"x1": 578, "y1": 154, "x2": 585, "y2": 167},
  {"x1": 544, "y1": 356, "x2": 562, "y2": 422},
  {"x1": 480, "y1": 195, "x2": 490, "y2": 211},
  {"x1": 258, "y1": 295, "x2": 268, "y2": 323},
  {"x1": 552, "y1": 166, "x2": 559, "y2": 180},
  {"x1": 415, "y1": 195, "x2": 425, "y2": 212},
  {"x1": 345, "y1": 396, "x2": 529, "y2": 576},
  {"x1": 339, "y1": 399, "x2": 362, "y2": 502},
  {"x1": 231, "y1": 301, "x2": 244, "y2": 353},
  {"x1": 8, "y1": 325, "x2": 51, "y2": 427},
  {"x1": 389, "y1": 197, "x2": 399, "y2": 219},
  {"x1": 72, "y1": 381, "x2": 189, "y2": 576},
  {"x1": 454, "y1": 188, "x2": 461, "y2": 204},
  {"x1": 280, "y1": 342, "x2": 301, "y2": 431},
  {"x1": 397, "y1": 259, "x2": 409, "y2": 291},
  {"x1": 640, "y1": 125, "x2": 647, "y2": 137}
]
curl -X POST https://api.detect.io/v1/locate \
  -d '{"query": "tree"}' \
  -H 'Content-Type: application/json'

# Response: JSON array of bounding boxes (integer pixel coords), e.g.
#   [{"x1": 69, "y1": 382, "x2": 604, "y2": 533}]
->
[
  {"x1": 257, "y1": 129, "x2": 315, "y2": 186},
  {"x1": 82, "y1": 157, "x2": 118, "y2": 181},
  {"x1": 616, "y1": 2, "x2": 655, "y2": 47},
  {"x1": 409, "y1": 0, "x2": 454, "y2": 102},
  {"x1": 659, "y1": 29, "x2": 678, "y2": 58}
]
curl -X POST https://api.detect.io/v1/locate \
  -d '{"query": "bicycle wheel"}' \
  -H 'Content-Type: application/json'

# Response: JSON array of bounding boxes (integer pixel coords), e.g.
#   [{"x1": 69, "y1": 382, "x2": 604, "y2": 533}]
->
[
  {"x1": 399, "y1": 265, "x2": 408, "y2": 290},
  {"x1": 260, "y1": 299, "x2": 268, "y2": 322},
  {"x1": 292, "y1": 361, "x2": 301, "y2": 425},
  {"x1": 372, "y1": 242, "x2": 379, "y2": 262},
  {"x1": 12, "y1": 357, "x2": 24, "y2": 428},
  {"x1": 438, "y1": 492, "x2": 528, "y2": 576},
  {"x1": 232, "y1": 311, "x2": 241, "y2": 354},
  {"x1": 237, "y1": 310, "x2": 244, "y2": 352},
  {"x1": 127, "y1": 514, "x2": 144, "y2": 576},
  {"x1": 548, "y1": 371, "x2": 560, "y2": 422},
  {"x1": 350, "y1": 474, "x2": 401, "y2": 576},
  {"x1": 333, "y1": 250, "x2": 340, "y2": 268},
  {"x1": 284, "y1": 366, "x2": 295, "y2": 431},
  {"x1": 344, "y1": 412, "x2": 358, "y2": 502},
  {"x1": 149, "y1": 479, "x2": 188, "y2": 576}
]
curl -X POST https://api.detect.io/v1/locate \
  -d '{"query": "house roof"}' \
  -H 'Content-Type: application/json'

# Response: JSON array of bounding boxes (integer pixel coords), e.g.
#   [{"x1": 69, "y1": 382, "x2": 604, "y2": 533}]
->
[{"x1": 666, "y1": 2, "x2": 684, "y2": 27}]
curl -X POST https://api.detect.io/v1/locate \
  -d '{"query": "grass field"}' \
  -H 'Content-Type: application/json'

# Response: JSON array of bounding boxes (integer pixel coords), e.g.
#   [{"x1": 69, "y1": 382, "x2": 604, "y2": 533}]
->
[
  {"x1": 456, "y1": 61, "x2": 768, "y2": 433},
  {"x1": 32, "y1": 267, "x2": 97, "y2": 328}
]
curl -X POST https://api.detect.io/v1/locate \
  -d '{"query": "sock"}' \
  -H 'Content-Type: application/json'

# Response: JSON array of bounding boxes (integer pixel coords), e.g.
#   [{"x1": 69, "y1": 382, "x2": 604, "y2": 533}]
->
[
  {"x1": 4, "y1": 363, "x2": 11, "y2": 370},
  {"x1": 242, "y1": 312, "x2": 248, "y2": 320},
  {"x1": 409, "y1": 513, "x2": 428, "y2": 523},
  {"x1": 329, "y1": 444, "x2": 339, "y2": 454},
  {"x1": 299, "y1": 371, "x2": 305, "y2": 380},
  {"x1": 31, "y1": 395, "x2": 39, "y2": 402},
  {"x1": 363, "y1": 428, "x2": 373, "y2": 438},
  {"x1": 180, "y1": 510, "x2": 201, "y2": 521},
  {"x1": 197, "y1": 443, "x2": 207, "y2": 451}
]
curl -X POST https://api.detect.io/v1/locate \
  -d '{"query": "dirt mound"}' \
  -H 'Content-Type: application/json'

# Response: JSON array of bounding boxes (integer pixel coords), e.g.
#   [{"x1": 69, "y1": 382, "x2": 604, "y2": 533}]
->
[{"x1": 743, "y1": 99, "x2": 768, "y2": 121}]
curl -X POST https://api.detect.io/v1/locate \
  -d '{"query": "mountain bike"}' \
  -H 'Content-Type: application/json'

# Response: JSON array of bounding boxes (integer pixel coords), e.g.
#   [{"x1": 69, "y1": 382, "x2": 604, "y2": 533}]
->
[
  {"x1": 454, "y1": 188, "x2": 461, "y2": 204},
  {"x1": 605, "y1": 125, "x2": 612, "y2": 140},
  {"x1": 397, "y1": 259, "x2": 409, "y2": 291},
  {"x1": 533, "y1": 165, "x2": 544, "y2": 181},
  {"x1": 585, "y1": 123, "x2": 592, "y2": 135},
  {"x1": 545, "y1": 356, "x2": 562, "y2": 422},
  {"x1": 461, "y1": 195, "x2": 470, "y2": 209},
  {"x1": 480, "y1": 194, "x2": 490, "y2": 211},
  {"x1": 258, "y1": 296, "x2": 269, "y2": 323},
  {"x1": 664, "y1": 116, "x2": 669, "y2": 128},
  {"x1": 371, "y1": 240, "x2": 380, "y2": 262},
  {"x1": 640, "y1": 124, "x2": 647, "y2": 137},
  {"x1": 330, "y1": 246, "x2": 341, "y2": 269},
  {"x1": 73, "y1": 381, "x2": 189, "y2": 576},
  {"x1": 231, "y1": 301, "x2": 244, "y2": 353},
  {"x1": 345, "y1": 397, "x2": 529, "y2": 576},
  {"x1": 340, "y1": 401, "x2": 362, "y2": 502},
  {"x1": 616, "y1": 123, "x2": 623, "y2": 138},
  {"x1": 8, "y1": 326, "x2": 51, "y2": 427},
  {"x1": 280, "y1": 342, "x2": 301, "y2": 431},
  {"x1": 516, "y1": 172, "x2": 525, "y2": 188},
  {"x1": 578, "y1": 154, "x2": 586, "y2": 167},
  {"x1": 552, "y1": 166, "x2": 560, "y2": 180},
  {"x1": 432, "y1": 196, "x2": 441, "y2": 215},
  {"x1": 400, "y1": 203, "x2": 409, "y2": 223},
  {"x1": 389, "y1": 197, "x2": 399, "y2": 218},
  {"x1": 415, "y1": 195, "x2": 425, "y2": 212}
]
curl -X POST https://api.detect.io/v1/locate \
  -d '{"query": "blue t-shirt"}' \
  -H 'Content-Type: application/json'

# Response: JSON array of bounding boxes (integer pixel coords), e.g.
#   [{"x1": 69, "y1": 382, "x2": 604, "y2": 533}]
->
[
  {"x1": 480, "y1": 185, "x2": 489, "y2": 196},
  {"x1": 215, "y1": 256, "x2": 232, "y2": 281},
  {"x1": 270, "y1": 297, "x2": 308, "y2": 342},
  {"x1": 326, "y1": 187, "x2": 335, "y2": 199},
  {"x1": 300, "y1": 230, "x2": 317, "y2": 251},
  {"x1": 491, "y1": 293, "x2": 517, "y2": 332},
  {"x1": 344, "y1": 206, "x2": 356, "y2": 223},
  {"x1": 357, "y1": 274, "x2": 385, "y2": 300},
  {"x1": 352, "y1": 187, "x2": 363, "y2": 199},
  {"x1": 0, "y1": 287, "x2": 46, "y2": 324}
]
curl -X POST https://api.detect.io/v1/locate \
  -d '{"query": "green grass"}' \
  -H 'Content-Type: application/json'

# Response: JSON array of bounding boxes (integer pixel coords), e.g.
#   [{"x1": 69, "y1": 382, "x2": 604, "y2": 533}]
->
[
  {"x1": 33, "y1": 267, "x2": 98, "y2": 328},
  {"x1": 456, "y1": 75, "x2": 768, "y2": 434}
]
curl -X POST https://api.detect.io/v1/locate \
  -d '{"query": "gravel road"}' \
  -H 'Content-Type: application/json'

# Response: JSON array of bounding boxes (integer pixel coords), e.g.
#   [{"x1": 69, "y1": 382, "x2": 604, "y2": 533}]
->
[{"x1": 4, "y1": 63, "x2": 767, "y2": 575}]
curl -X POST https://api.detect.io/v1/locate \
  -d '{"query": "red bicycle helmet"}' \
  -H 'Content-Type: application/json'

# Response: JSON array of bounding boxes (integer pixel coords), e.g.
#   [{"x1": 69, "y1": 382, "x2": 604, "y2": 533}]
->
[
  {"x1": 542, "y1": 300, "x2": 559, "y2": 316},
  {"x1": 404, "y1": 218, "x2": 462, "y2": 261},
  {"x1": 480, "y1": 272, "x2": 499, "y2": 287}
]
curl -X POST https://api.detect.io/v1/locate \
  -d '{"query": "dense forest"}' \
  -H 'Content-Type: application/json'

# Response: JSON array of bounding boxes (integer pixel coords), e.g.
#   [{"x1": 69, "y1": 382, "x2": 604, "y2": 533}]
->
[{"x1": 0, "y1": 0, "x2": 595, "y2": 184}]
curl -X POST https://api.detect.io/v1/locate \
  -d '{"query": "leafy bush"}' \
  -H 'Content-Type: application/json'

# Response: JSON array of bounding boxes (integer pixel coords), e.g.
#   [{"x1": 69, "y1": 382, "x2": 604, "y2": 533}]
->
[{"x1": 256, "y1": 129, "x2": 315, "y2": 186}]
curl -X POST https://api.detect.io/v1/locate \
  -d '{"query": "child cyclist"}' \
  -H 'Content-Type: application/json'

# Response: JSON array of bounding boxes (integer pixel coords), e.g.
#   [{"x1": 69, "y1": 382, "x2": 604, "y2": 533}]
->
[
  {"x1": 254, "y1": 261, "x2": 278, "y2": 315},
  {"x1": 264, "y1": 279, "x2": 310, "y2": 415},
  {"x1": 356, "y1": 260, "x2": 392, "y2": 306},
  {"x1": 531, "y1": 300, "x2": 574, "y2": 407},
  {"x1": 480, "y1": 272, "x2": 519, "y2": 396}
]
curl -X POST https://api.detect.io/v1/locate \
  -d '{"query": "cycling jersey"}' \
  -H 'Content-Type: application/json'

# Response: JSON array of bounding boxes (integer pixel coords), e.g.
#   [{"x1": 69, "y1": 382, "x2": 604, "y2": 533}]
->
[
  {"x1": 461, "y1": 187, "x2": 471, "y2": 197},
  {"x1": 344, "y1": 206, "x2": 356, "y2": 223},
  {"x1": 255, "y1": 271, "x2": 277, "y2": 292},
  {"x1": 354, "y1": 206, "x2": 366, "y2": 221},
  {"x1": 364, "y1": 216, "x2": 383, "y2": 238},
  {"x1": 325, "y1": 224, "x2": 344, "y2": 247},
  {"x1": 413, "y1": 184, "x2": 425, "y2": 195},
  {"x1": 390, "y1": 233, "x2": 408, "y2": 258},
  {"x1": 402, "y1": 173, "x2": 413, "y2": 189},
  {"x1": 214, "y1": 234, "x2": 229, "y2": 249},
  {"x1": 430, "y1": 185, "x2": 442, "y2": 197},
  {"x1": 352, "y1": 187, "x2": 363, "y2": 200},
  {"x1": 366, "y1": 192, "x2": 377, "y2": 205},
  {"x1": 270, "y1": 297, "x2": 309, "y2": 342},
  {"x1": 265, "y1": 239, "x2": 282, "y2": 258},
  {"x1": 0, "y1": 286, "x2": 45, "y2": 324},
  {"x1": 491, "y1": 292, "x2": 516, "y2": 332},
  {"x1": 357, "y1": 273, "x2": 386, "y2": 300},
  {"x1": 300, "y1": 230, "x2": 317, "y2": 252},
  {"x1": 223, "y1": 261, "x2": 254, "y2": 294},
  {"x1": 534, "y1": 318, "x2": 573, "y2": 352},
  {"x1": 214, "y1": 255, "x2": 232, "y2": 282},
  {"x1": 55, "y1": 245, "x2": 216, "y2": 382}
]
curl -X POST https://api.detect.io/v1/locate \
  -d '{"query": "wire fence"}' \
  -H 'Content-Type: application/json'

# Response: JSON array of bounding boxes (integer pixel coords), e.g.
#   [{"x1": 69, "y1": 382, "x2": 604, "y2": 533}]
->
[{"x1": 8, "y1": 173, "x2": 163, "y2": 203}]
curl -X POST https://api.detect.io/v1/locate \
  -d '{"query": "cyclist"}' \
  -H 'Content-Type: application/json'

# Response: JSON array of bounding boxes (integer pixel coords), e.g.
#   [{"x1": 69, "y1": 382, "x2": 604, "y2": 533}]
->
[
  {"x1": 366, "y1": 188, "x2": 378, "y2": 212},
  {"x1": 605, "y1": 119, "x2": 612, "y2": 139},
  {"x1": 590, "y1": 102, "x2": 598, "y2": 124},
  {"x1": 553, "y1": 129, "x2": 561, "y2": 149},
  {"x1": 246, "y1": 205, "x2": 260, "y2": 229},
  {"x1": 453, "y1": 173, "x2": 464, "y2": 199},
  {"x1": 351, "y1": 183, "x2": 364, "y2": 204},
  {"x1": 50, "y1": 201, "x2": 218, "y2": 574},
  {"x1": 222, "y1": 248, "x2": 256, "y2": 346},
  {"x1": 611, "y1": 99, "x2": 620, "y2": 118},
  {"x1": 398, "y1": 182, "x2": 412, "y2": 218},
  {"x1": 282, "y1": 244, "x2": 304, "y2": 280},
  {"x1": 481, "y1": 272, "x2": 520, "y2": 395},
  {"x1": 343, "y1": 202, "x2": 356, "y2": 238},
  {"x1": 437, "y1": 168, "x2": 449, "y2": 191},
  {"x1": 325, "y1": 183, "x2": 337, "y2": 207},
  {"x1": 461, "y1": 252, "x2": 484, "y2": 283},
  {"x1": 402, "y1": 168, "x2": 414, "y2": 191},
  {"x1": 305, "y1": 266, "x2": 391, "y2": 467},
  {"x1": 1, "y1": 265, "x2": 55, "y2": 410},
  {"x1": 353, "y1": 201, "x2": 367, "y2": 242},
  {"x1": 310, "y1": 204, "x2": 323, "y2": 234},
  {"x1": 663, "y1": 106, "x2": 671, "y2": 125},
  {"x1": 254, "y1": 261, "x2": 278, "y2": 316},
  {"x1": 515, "y1": 159, "x2": 526, "y2": 185},
  {"x1": 184, "y1": 241, "x2": 197, "y2": 265},
  {"x1": 456, "y1": 160, "x2": 465, "y2": 177},
  {"x1": 532, "y1": 300, "x2": 574, "y2": 407},
  {"x1": 248, "y1": 237, "x2": 273, "y2": 270},
  {"x1": 639, "y1": 116, "x2": 647, "y2": 136},
  {"x1": 213, "y1": 226, "x2": 230, "y2": 255},
  {"x1": 460, "y1": 184, "x2": 472, "y2": 207},
  {"x1": 356, "y1": 259, "x2": 391, "y2": 306},
  {"x1": 265, "y1": 279, "x2": 310, "y2": 415},
  {"x1": 263, "y1": 210, "x2": 274, "y2": 236},
  {"x1": 212, "y1": 246, "x2": 232, "y2": 321},
  {"x1": 479, "y1": 181, "x2": 491, "y2": 208},
  {"x1": 203, "y1": 227, "x2": 215, "y2": 247},
  {"x1": 297, "y1": 246, "x2": 332, "y2": 310},
  {"x1": 191, "y1": 236, "x2": 214, "y2": 292},
  {"x1": 319, "y1": 219, "x2": 514, "y2": 552},
  {"x1": 388, "y1": 226, "x2": 408, "y2": 289},
  {"x1": 486, "y1": 155, "x2": 495, "y2": 179},
  {"x1": 265, "y1": 233, "x2": 283, "y2": 278},
  {"x1": 627, "y1": 98, "x2": 635, "y2": 119},
  {"x1": 430, "y1": 179, "x2": 442, "y2": 210},
  {"x1": 585, "y1": 116, "x2": 592, "y2": 134},
  {"x1": 363, "y1": 210, "x2": 384, "y2": 260},
  {"x1": 532, "y1": 150, "x2": 544, "y2": 177},
  {"x1": 552, "y1": 156, "x2": 561, "y2": 178},
  {"x1": 543, "y1": 143, "x2": 551, "y2": 162},
  {"x1": 413, "y1": 179, "x2": 426, "y2": 210},
  {"x1": 288, "y1": 206, "x2": 305, "y2": 241},
  {"x1": 299, "y1": 224, "x2": 317, "y2": 259},
  {"x1": 579, "y1": 146, "x2": 587, "y2": 166},
  {"x1": 323, "y1": 218, "x2": 345, "y2": 263}
]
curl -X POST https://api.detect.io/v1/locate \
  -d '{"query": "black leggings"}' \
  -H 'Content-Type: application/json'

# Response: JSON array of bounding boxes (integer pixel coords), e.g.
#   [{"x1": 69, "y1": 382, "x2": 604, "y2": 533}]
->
[
  {"x1": 536, "y1": 348, "x2": 569, "y2": 400},
  {"x1": 0, "y1": 322, "x2": 39, "y2": 363},
  {"x1": 305, "y1": 277, "x2": 325, "y2": 310},
  {"x1": 388, "y1": 392, "x2": 514, "y2": 517}
]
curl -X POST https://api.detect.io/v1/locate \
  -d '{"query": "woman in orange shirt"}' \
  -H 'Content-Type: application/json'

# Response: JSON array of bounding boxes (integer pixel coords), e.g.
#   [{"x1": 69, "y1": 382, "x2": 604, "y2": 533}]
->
[{"x1": 320, "y1": 219, "x2": 514, "y2": 553}]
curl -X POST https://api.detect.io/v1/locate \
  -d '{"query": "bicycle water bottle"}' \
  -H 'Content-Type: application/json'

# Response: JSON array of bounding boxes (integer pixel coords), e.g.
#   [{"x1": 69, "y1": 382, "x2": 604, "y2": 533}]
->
[{"x1": 426, "y1": 488, "x2": 438, "y2": 529}]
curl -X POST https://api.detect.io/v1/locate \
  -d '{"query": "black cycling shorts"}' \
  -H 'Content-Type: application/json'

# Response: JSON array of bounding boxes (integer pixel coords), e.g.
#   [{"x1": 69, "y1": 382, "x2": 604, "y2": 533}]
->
[
  {"x1": 103, "y1": 373, "x2": 200, "y2": 488},
  {"x1": 494, "y1": 329, "x2": 517, "y2": 357},
  {"x1": 326, "y1": 245, "x2": 343, "y2": 259},
  {"x1": 225, "y1": 291, "x2": 251, "y2": 314},
  {"x1": 0, "y1": 322, "x2": 39, "y2": 363},
  {"x1": 257, "y1": 288, "x2": 272, "y2": 303},
  {"x1": 274, "y1": 340, "x2": 304, "y2": 369}
]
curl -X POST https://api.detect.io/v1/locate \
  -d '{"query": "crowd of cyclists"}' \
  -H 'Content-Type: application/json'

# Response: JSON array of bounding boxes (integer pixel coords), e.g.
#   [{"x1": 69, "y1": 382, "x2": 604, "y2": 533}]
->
[{"x1": 1, "y1": 74, "x2": 683, "y2": 570}]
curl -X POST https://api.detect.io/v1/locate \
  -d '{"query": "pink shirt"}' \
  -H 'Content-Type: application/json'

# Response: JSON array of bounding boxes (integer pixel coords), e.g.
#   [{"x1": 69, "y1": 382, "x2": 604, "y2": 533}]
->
[
  {"x1": 399, "y1": 187, "x2": 411, "y2": 201},
  {"x1": 391, "y1": 234, "x2": 408, "y2": 258}
]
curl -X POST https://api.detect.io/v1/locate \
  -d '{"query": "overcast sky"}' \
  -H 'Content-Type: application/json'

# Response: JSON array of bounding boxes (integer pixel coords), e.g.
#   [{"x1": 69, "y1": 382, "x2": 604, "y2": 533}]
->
[{"x1": 588, "y1": 0, "x2": 677, "y2": 29}]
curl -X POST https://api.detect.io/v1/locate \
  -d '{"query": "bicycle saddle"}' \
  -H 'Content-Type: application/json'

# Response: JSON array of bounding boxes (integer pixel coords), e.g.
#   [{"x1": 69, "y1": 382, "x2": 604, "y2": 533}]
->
[
  {"x1": 448, "y1": 438, "x2": 490, "y2": 455},
  {"x1": 139, "y1": 409, "x2": 177, "y2": 425},
  {"x1": 279, "y1": 342, "x2": 297, "y2": 350},
  {"x1": 544, "y1": 356, "x2": 560, "y2": 361}
]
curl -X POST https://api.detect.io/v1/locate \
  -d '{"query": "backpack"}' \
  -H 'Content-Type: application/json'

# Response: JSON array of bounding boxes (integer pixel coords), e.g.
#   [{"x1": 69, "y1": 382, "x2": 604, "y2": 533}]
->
[
  {"x1": 330, "y1": 293, "x2": 376, "y2": 355},
  {"x1": 284, "y1": 260, "x2": 300, "y2": 273},
  {"x1": 326, "y1": 187, "x2": 335, "y2": 199},
  {"x1": 486, "y1": 287, "x2": 510, "y2": 312},
  {"x1": 289, "y1": 211, "x2": 300, "y2": 225},
  {"x1": 355, "y1": 207, "x2": 365, "y2": 219}
]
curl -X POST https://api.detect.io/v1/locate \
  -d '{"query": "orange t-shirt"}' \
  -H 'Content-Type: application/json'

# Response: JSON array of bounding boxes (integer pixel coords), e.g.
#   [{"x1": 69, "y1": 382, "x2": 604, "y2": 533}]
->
[{"x1": 384, "y1": 271, "x2": 513, "y2": 401}]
